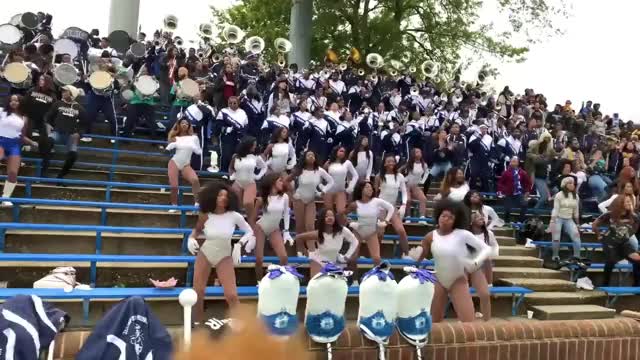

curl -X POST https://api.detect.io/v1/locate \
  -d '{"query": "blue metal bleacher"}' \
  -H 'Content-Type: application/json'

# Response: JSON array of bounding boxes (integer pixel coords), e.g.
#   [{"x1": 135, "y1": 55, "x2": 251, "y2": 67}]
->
[{"x1": 596, "y1": 287, "x2": 640, "y2": 307}]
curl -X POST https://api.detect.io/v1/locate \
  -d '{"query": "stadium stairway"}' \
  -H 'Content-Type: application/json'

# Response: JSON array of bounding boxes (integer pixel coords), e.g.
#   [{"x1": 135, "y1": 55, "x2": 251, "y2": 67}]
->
[{"x1": 0, "y1": 134, "x2": 627, "y2": 323}]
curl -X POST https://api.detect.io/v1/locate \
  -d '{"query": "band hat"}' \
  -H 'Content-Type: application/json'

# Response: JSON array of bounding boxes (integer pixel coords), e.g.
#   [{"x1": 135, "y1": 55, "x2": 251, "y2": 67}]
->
[{"x1": 62, "y1": 85, "x2": 79, "y2": 100}]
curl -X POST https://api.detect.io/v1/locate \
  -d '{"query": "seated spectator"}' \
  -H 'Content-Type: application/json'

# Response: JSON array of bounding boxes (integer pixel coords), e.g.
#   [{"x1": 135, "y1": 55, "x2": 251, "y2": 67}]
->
[{"x1": 497, "y1": 157, "x2": 532, "y2": 224}]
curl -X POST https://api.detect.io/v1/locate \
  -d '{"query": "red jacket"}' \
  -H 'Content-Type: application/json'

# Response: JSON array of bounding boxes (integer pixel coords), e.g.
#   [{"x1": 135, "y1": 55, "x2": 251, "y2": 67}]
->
[{"x1": 497, "y1": 167, "x2": 533, "y2": 196}]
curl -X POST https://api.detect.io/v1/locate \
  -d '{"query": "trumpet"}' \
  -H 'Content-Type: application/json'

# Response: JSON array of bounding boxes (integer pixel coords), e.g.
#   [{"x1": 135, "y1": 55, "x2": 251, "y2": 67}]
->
[
  {"x1": 174, "y1": 36, "x2": 184, "y2": 47},
  {"x1": 164, "y1": 15, "x2": 178, "y2": 31},
  {"x1": 244, "y1": 36, "x2": 265, "y2": 54},
  {"x1": 410, "y1": 86, "x2": 419, "y2": 96},
  {"x1": 212, "y1": 53, "x2": 222, "y2": 62},
  {"x1": 365, "y1": 53, "x2": 384, "y2": 69},
  {"x1": 408, "y1": 65, "x2": 417, "y2": 73},
  {"x1": 222, "y1": 25, "x2": 245, "y2": 44},
  {"x1": 321, "y1": 68, "x2": 332, "y2": 79},
  {"x1": 338, "y1": 63, "x2": 348, "y2": 71},
  {"x1": 389, "y1": 68, "x2": 398, "y2": 77},
  {"x1": 357, "y1": 68, "x2": 366, "y2": 76}
]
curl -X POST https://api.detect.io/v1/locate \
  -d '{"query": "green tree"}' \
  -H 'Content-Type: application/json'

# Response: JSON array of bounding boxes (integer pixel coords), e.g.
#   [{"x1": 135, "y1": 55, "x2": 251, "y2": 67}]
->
[{"x1": 211, "y1": 0, "x2": 569, "y2": 79}]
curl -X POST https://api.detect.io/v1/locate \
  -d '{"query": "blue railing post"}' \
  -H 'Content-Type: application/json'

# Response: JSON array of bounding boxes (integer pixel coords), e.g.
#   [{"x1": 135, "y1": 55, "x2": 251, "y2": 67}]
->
[
  {"x1": 11, "y1": 204, "x2": 20, "y2": 222},
  {"x1": 35, "y1": 161, "x2": 42, "y2": 178},
  {"x1": 82, "y1": 299, "x2": 90, "y2": 324},
  {"x1": 179, "y1": 210, "x2": 186, "y2": 228},
  {"x1": 92, "y1": 231, "x2": 103, "y2": 287},
  {"x1": 109, "y1": 139, "x2": 120, "y2": 182},
  {"x1": 0, "y1": 229, "x2": 5, "y2": 252},
  {"x1": 186, "y1": 264, "x2": 194, "y2": 287},
  {"x1": 100, "y1": 208, "x2": 107, "y2": 226},
  {"x1": 105, "y1": 186, "x2": 112, "y2": 202},
  {"x1": 25, "y1": 180, "x2": 32, "y2": 198}
]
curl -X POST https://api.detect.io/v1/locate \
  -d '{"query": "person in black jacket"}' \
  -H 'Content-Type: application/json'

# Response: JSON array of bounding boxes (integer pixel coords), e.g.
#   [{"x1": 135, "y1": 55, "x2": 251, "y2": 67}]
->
[
  {"x1": 42, "y1": 85, "x2": 86, "y2": 179},
  {"x1": 25, "y1": 74, "x2": 57, "y2": 137}
]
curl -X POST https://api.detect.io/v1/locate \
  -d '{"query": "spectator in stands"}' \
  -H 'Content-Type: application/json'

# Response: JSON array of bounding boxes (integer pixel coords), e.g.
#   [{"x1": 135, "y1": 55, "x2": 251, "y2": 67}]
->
[
  {"x1": 592, "y1": 196, "x2": 640, "y2": 287},
  {"x1": 550, "y1": 177, "x2": 581, "y2": 262},
  {"x1": 229, "y1": 136, "x2": 267, "y2": 229},
  {"x1": 417, "y1": 199, "x2": 491, "y2": 323},
  {"x1": 587, "y1": 148, "x2": 612, "y2": 200},
  {"x1": 497, "y1": 157, "x2": 532, "y2": 224},
  {"x1": 295, "y1": 208, "x2": 359, "y2": 277},
  {"x1": 469, "y1": 211, "x2": 498, "y2": 320},
  {"x1": 427, "y1": 129, "x2": 454, "y2": 182},
  {"x1": 436, "y1": 167, "x2": 469, "y2": 202},
  {"x1": 254, "y1": 173, "x2": 292, "y2": 282},
  {"x1": 213, "y1": 62, "x2": 238, "y2": 109},
  {"x1": 25, "y1": 75, "x2": 56, "y2": 138},
  {"x1": 0, "y1": 95, "x2": 36, "y2": 206},
  {"x1": 464, "y1": 190, "x2": 504, "y2": 230},
  {"x1": 525, "y1": 131, "x2": 553, "y2": 209},
  {"x1": 188, "y1": 183, "x2": 255, "y2": 324},
  {"x1": 166, "y1": 118, "x2": 201, "y2": 210}
]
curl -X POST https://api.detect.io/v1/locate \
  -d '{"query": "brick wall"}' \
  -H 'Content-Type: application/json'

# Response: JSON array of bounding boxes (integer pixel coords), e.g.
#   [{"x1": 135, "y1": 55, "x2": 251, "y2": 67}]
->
[{"x1": 52, "y1": 318, "x2": 640, "y2": 359}]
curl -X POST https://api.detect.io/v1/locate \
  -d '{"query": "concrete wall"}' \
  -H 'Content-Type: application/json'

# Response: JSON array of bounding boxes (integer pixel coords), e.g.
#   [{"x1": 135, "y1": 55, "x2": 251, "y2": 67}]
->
[{"x1": 108, "y1": 0, "x2": 140, "y2": 36}]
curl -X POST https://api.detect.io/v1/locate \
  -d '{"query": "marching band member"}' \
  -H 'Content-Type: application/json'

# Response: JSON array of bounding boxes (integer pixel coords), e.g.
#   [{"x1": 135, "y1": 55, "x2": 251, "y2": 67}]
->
[
  {"x1": 123, "y1": 81, "x2": 159, "y2": 140},
  {"x1": 183, "y1": 99, "x2": 216, "y2": 170},
  {"x1": 239, "y1": 85, "x2": 265, "y2": 139},
  {"x1": 168, "y1": 67, "x2": 194, "y2": 129},
  {"x1": 254, "y1": 173, "x2": 293, "y2": 281},
  {"x1": 42, "y1": 86, "x2": 84, "y2": 179},
  {"x1": 495, "y1": 128, "x2": 524, "y2": 175},
  {"x1": 268, "y1": 77, "x2": 296, "y2": 115},
  {"x1": 467, "y1": 123, "x2": 494, "y2": 191},
  {"x1": 263, "y1": 127, "x2": 296, "y2": 174},
  {"x1": 229, "y1": 136, "x2": 267, "y2": 228},
  {"x1": 295, "y1": 208, "x2": 358, "y2": 277},
  {"x1": 296, "y1": 70, "x2": 317, "y2": 95},
  {"x1": 447, "y1": 123, "x2": 468, "y2": 167},
  {"x1": 333, "y1": 110, "x2": 358, "y2": 152},
  {"x1": 289, "y1": 150, "x2": 334, "y2": 255},
  {"x1": 25, "y1": 75, "x2": 56, "y2": 138},
  {"x1": 416, "y1": 199, "x2": 492, "y2": 323},
  {"x1": 188, "y1": 183, "x2": 255, "y2": 323},
  {"x1": 326, "y1": 71, "x2": 346, "y2": 103},
  {"x1": 261, "y1": 104, "x2": 291, "y2": 136},
  {"x1": 306, "y1": 107, "x2": 332, "y2": 163},
  {"x1": 83, "y1": 52, "x2": 118, "y2": 142},
  {"x1": 349, "y1": 135, "x2": 374, "y2": 181},
  {"x1": 215, "y1": 96, "x2": 248, "y2": 173},
  {"x1": 307, "y1": 86, "x2": 327, "y2": 113},
  {"x1": 400, "y1": 148, "x2": 429, "y2": 220},
  {"x1": 166, "y1": 118, "x2": 201, "y2": 210},
  {"x1": 0, "y1": 95, "x2": 36, "y2": 206},
  {"x1": 375, "y1": 154, "x2": 410, "y2": 258},
  {"x1": 291, "y1": 99, "x2": 312, "y2": 155},
  {"x1": 324, "y1": 145, "x2": 359, "y2": 215}
]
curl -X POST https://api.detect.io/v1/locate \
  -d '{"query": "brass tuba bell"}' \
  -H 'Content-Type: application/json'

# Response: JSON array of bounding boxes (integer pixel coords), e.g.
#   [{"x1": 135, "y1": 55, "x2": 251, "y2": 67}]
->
[
  {"x1": 244, "y1": 36, "x2": 265, "y2": 54},
  {"x1": 357, "y1": 68, "x2": 366, "y2": 76},
  {"x1": 325, "y1": 49, "x2": 339, "y2": 64},
  {"x1": 365, "y1": 53, "x2": 384, "y2": 69},
  {"x1": 199, "y1": 23, "x2": 213, "y2": 37},
  {"x1": 338, "y1": 63, "x2": 348, "y2": 71},
  {"x1": 222, "y1": 25, "x2": 245, "y2": 44},
  {"x1": 274, "y1": 38, "x2": 292, "y2": 67},
  {"x1": 163, "y1": 15, "x2": 178, "y2": 31},
  {"x1": 420, "y1": 60, "x2": 438, "y2": 78},
  {"x1": 350, "y1": 48, "x2": 362, "y2": 64}
]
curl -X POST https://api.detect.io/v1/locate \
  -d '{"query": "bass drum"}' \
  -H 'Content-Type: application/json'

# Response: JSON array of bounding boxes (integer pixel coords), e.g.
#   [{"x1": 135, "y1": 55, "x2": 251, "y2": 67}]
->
[
  {"x1": 134, "y1": 75, "x2": 159, "y2": 97},
  {"x1": 4, "y1": 62, "x2": 32, "y2": 89},
  {"x1": 177, "y1": 78, "x2": 200, "y2": 101},
  {"x1": 53, "y1": 38, "x2": 79, "y2": 61},
  {"x1": 0, "y1": 24, "x2": 23, "y2": 49},
  {"x1": 19, "y1": 12, "x2": 39, "y2": 30},
  {"x1": 53, "y1": 64, "x2": 79, "y2": 86},
  {"x1": 89, "y1": 70, "x2": 114, "y2": 96},
  {"x1": 128, "y1": 42, "x2": 146, "y2": 59}
]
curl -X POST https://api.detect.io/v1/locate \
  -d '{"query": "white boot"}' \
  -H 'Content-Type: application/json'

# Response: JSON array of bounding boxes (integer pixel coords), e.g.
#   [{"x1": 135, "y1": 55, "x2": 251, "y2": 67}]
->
[{"x1": 1, "y1": 181, "x2": 16, "y2": 206}]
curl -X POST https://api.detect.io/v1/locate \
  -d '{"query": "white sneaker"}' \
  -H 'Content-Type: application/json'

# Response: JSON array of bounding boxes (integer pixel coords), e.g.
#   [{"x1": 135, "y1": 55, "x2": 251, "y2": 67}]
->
[
  {"x1": 168, "y1": 208, "x2": 178, "y2": 214},
  {"x1": 576, "y1": 277, "x2": 594, "y2": 291},
  {"x1": 418, "y1": 216, "x2": 428, "y2": 224},
  {"x1": 296, "y1": 251, "x2": 304, "y2": 257},
  {"x1": 475, "y1": 312, "x2": 484, "y2": 319},
  {"x1": 194, "y1": 202, "x2": 199, "y2": 209},
  {"x1": 1, "y1": 201, "x2": 13, "y2": 207},
  {"x1": 524, "y1": 238, "x2": 537, "y2": 248},
  {"x1": 80, "y1": 137, "x2": 92, "y2": 143}
]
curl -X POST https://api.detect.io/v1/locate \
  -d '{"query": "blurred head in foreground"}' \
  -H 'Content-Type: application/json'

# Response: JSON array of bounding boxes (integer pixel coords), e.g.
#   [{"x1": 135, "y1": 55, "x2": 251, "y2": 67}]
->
[{"x1": 173, "y1": 305, "x2": 310, "y2": 360}]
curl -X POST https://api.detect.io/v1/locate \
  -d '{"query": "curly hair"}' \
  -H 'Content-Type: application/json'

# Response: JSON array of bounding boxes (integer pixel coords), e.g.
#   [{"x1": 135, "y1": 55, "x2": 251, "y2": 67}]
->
[
  {"x1": 198, "y1": 182, "x2": 239, "y2": 213},
  {"x1": 352, "y1": 181, "x2": 373, "y2": 202},
  {"x1": 433, "y1": 198, "x2": 469, "y2": 230}
]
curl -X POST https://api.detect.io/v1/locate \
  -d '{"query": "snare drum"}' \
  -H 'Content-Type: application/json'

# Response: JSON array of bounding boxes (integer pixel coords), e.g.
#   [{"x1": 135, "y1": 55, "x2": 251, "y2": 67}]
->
[
  {"x1": 129, "y1": 42, "x2": 147, "y2": 58},
  {"x1": 89, "y1": 71, "x2": 114, "y2": 96},
  {"x1": 0, "y1": 24, "x2": 23, "y2": 48},
  {"x1": 53, "y1": 38, "x2": 79, "y2": 61},
  {"x1": 53, "y1": 64, "x2": 79, "y2": 86},
  {"x1": 4, "y1": 62, "x2": 32, "y2": 88},
  {"x1": 134, "y1": 75, "x2": 159, "y2": 98},
  {"x1": 177, "y1": 78, "x2": 199, "y2": 101}
]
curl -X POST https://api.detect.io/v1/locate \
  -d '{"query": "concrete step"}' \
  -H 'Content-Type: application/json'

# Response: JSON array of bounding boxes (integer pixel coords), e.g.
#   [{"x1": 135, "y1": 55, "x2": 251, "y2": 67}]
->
[
  {"x1": 499, "y1": 246, "x2": 538, "y2": 257},
  {"x1": 493, "y1": 267, "x2": 568, "y2": 280},
  {"x1": 12, "y1": 165, "x2": 172, "y2": 184},
  {"x1": 529, "y1": 305, "x2": 615, "y2": 320},
  {"x1": 495, "y1": 236, "x2": 516, "y2": 246},
  {"x1": 525, "y1": 291, "x2": 607, "y2": 306},
  {"x1": 40, "y1": 148, "x2": 170, "y2": 168},
  {"x1": 497, "y1": 278, "x2": 577, "y2": 292},
  {"x1": 493, "y1": 256, "x2": 543, "y2": 268}
]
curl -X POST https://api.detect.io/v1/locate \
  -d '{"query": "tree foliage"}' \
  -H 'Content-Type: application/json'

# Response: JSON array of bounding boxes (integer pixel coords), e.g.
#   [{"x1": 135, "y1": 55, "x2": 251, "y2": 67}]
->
[{"x1": 211, "y1": 0, "x2": 569, "y2": 79}]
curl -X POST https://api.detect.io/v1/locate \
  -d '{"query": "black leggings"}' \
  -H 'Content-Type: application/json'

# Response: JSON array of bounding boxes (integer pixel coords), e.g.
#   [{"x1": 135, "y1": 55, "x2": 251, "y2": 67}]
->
[{"x1": 602, "y1": 241, "x2": 640, "y2": 286}]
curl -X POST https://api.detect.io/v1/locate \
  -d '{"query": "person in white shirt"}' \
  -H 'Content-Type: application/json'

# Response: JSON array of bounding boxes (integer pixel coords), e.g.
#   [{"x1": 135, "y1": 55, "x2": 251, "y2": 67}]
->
[
  {"x1": 416, "y1": 199, "x2": 492, "y2": 323},
  {"x1": 188, "y1": 183, "x2": 255, "y2": 323},
  {"x1": 166, "y1": 118, "x2": 201, "y2": 211},
  {"x1": 287, "y1": 150, "x2": 334, "y2": 255},
  {"x1": 323, "y1": 145, "x2": 359, "y2": 215},
  {"x1": 327, "y1": 72, "x2": 346, "y2": 100},
  {"x1": 215, "y1": 96, "x2": 248, "y2": 173},
  {"x1": 374, "y1": 155, "x2": 411, "y2": 259},
  {"x1": 254, "y1": 173, "x2": 293, "y2": 280},
  {"x1": 295, "y1": 208, "x2": 359, "y2": 277},
  {"x1": 229, "y1": 136, "x2": 267, "y2": 228},
  {"x1": 263, "y1": 127, "x2": 296, "y2": 175},
  {"x1": 399, "y1": 148, "x2": 429, "y2": 220}
]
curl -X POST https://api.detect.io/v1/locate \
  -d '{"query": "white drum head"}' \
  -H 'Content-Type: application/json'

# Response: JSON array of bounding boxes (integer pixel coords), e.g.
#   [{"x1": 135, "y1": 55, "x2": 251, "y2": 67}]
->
[
  {"x1": 9, "y1": 15, "x2": 21, "y2": 27},
  {"x1": 4, "y1": 62, "x2": 29, "y2": 83},
  {"x1": 135, "y1": 75, "x2": 159, "y2": 96},
  {"x1": 181, "y1": 79, "x2": 200, "y2": 98},
  {"x1": 54, "y1": 39, "x2": 79, "y2": 60},
  {"x1": 54, "y1": 64, "x2": 78, "y2": 85},
  {"x1": 89, "y1": 71, "x2": 113, "y2": 90},
  {"x1": 0, "y1": 24, "x2": 22, "y2": 46},
  {"x1": 130, "y1": 42, "x2": 146, "y2": 58}
]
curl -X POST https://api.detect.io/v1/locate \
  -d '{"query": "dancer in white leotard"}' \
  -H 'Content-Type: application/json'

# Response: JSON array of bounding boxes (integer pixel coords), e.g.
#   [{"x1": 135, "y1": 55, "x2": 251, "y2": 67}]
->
[
  {"x1": 374, "y1": 155, "x2": 410, "y2": 258},
  {"x1": 254, "y1": 173, "x2": 293, "y2": 281},
  {"x1": 263, "y1": 127, "x2": 296, "y2": 175},
  {"x1": 416, "y1": 199, "x2": 491, "y2": 323},
  {"x1": 324, "y1": 145, "x2": 359, "y2": 216},
  {"x1": 349, "y1": 135, "x2": 374, "y2": 182},
  {"x1": 288, "y1": 150, "x2": 334, "y2": 255},
  {"x1": 166, "y1": 118, "x2": 201, "y2": 211},
  {"x1": 188, "y1": 183, "x2": 256, "y2": 323},
  {"x1": 468, "y1": 211, "x2": 499, "y2": 321},
  {"x1": 295, "y1": 208, "x2": 359, "y2": 277},
  {"x1": 342, "y1": 181, "x2": 395, "y2": 267},
  {"x1": 229, "y1": 136, "x2": 267, "y2": 228},
  {"x1": 399, "y1": 148, "x2": 429, "y2": 221}
]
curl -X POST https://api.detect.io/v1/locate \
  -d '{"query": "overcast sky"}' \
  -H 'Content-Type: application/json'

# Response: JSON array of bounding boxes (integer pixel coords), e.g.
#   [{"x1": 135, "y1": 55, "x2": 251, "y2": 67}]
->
[{"x1": 5, "y1": 0, "x2": 639, "y2": 121}]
